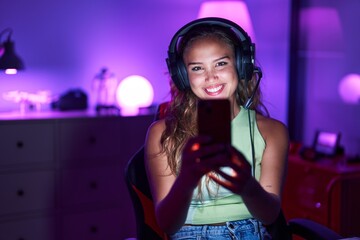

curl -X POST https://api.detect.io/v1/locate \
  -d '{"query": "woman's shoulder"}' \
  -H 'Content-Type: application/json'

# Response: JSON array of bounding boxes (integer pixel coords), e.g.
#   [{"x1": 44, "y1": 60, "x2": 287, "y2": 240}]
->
[
  {"x1": 145, "y1": 119, "x2": 166, "y2": 155},
  {"x1": 256, "y1": 113, "x2": 287, "y2": 128},
  {"x1": 255, "y1": 113, "x2": 288, "y2": 142},
  {"x1": 147, "y1": 119, "x2": 166, "y2": 139},
  {"x1": 149, "y1": 118, "x2": 166, "y2": 130}
]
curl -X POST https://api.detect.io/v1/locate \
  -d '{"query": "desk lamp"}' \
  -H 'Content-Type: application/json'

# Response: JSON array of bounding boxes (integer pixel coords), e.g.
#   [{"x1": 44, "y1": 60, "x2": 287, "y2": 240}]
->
[{"x1": 0, "y1": 28, "x2": 25, "y2": 74}]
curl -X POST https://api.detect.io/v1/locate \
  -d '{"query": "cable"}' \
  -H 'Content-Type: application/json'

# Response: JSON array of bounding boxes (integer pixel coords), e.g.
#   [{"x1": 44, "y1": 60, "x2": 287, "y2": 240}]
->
[
  {"x1": 244, "y1": 67, "x2": 262, "y2": 110},
  {"x1": 246, "y1": 107, "x2": 262, "y2": 239},
  {"x1": 245, "y1": 68, "x2": 263, "y2": 239},
  {"x1": 247, "y1": 109, "x2": 256, "y2": 178},
  {"x1": 243, "y1": 67, "x2": 262, "y2": 176}
]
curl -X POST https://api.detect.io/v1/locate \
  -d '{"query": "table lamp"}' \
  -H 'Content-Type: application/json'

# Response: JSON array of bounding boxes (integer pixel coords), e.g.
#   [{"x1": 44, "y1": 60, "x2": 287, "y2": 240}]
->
[{"x1": 0, "y1": 28, "x2": 25, "y2": 74}]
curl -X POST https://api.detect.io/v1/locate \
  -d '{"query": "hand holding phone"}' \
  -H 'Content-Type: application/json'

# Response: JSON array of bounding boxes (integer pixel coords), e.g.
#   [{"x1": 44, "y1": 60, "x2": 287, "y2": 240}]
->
[{"x1": 197, "y1": 99, "x2": 231, "y2": 145}]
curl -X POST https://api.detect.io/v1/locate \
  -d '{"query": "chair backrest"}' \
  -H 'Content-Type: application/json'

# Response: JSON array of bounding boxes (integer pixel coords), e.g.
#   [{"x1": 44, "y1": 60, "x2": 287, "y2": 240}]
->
[
  {"x1": 124, "y1": 102, "x2": 169, "y2": 240},
  {"x1": 125, "y1": 146, "x2": 168, "y2": 240}
]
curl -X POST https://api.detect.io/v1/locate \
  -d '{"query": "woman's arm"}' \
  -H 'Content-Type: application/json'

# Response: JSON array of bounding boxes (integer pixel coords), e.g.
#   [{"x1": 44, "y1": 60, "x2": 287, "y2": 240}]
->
[
  {"x1": 145, "y1": 120, "x2": 231, "y2": 234},
  {"x1": 238, "y1": 115, "x2": 289, "y2": 225},
  {"x1": 144, "y1": 120, "x2": 197, "y2": 234},
  {"x1": 210, "y1": 115, "x2": 289, "y2": 225}
]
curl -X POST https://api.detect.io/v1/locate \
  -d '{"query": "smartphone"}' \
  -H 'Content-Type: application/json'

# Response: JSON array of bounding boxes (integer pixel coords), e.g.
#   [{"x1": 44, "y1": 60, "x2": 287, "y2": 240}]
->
[{"x1": 197, "y1": 99, "x2": 231, "y2": 144}]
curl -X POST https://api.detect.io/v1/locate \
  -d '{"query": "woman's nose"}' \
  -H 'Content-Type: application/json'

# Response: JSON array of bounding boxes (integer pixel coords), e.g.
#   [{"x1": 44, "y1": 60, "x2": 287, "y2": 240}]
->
[{"x1": 205, "y1": 69, "x2": 218, "y2": 82}]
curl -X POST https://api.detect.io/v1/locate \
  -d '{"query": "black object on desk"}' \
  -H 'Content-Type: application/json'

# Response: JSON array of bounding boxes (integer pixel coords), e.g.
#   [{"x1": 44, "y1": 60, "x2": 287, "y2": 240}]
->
[{"x1": 51, "y1": 88, "x2": 88, "y2": 111}]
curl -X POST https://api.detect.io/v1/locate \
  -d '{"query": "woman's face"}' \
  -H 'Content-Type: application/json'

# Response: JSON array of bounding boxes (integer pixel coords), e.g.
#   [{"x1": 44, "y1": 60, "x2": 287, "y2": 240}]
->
[{"x1": 183, "y1": 37, "x2": 239, "y2": 103}]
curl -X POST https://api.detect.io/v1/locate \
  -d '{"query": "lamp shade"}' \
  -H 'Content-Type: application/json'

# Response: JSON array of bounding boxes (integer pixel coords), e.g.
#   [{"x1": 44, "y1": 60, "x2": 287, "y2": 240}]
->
[
  {"x1": 299, "y1": 7, "x2": 344, "y2": 52},
  {"x1": 198, "y1": 1, "x2": 255, "y2": 42},
  {"x1": 116, "y1": 75, "x2": 154, "y2": 116},
  {"x1": 0, "y1": 28, "x2": 25, "y2": 73},
  {"x1": 338, "y1": 74, "x2": 360, "y2": 104}
]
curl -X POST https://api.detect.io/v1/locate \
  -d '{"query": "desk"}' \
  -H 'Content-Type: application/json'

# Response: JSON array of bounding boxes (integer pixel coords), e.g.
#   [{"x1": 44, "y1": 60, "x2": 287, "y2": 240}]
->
[
  {"x1": 282, "y1": 154, "x2": 360, "y2": 237},
  {"x1": 0, "y1": 111, "x2": 154, "y2": 240}
]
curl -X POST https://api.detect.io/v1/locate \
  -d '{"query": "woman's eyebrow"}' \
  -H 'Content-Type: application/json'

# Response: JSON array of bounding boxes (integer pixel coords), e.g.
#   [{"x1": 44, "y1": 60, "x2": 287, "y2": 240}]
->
[{"x1": 187, "y1": 56, "x2": 230, "y2": 67}]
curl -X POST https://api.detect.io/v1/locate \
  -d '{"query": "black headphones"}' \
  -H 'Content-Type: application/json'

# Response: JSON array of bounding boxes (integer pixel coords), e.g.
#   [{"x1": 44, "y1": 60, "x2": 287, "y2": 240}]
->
[{"x1": 166, "y1": 17, "x2": 257, "y2": 91}]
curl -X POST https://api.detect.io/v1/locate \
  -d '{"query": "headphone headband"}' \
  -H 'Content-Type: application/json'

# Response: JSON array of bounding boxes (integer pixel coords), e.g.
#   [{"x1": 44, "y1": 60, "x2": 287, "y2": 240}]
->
[
  {"x1": 168, "y1": 17, "x2": 251, "y2": 52},
  {"x1": 166, "y1": 17, "x2": 256, "y2": 91}
]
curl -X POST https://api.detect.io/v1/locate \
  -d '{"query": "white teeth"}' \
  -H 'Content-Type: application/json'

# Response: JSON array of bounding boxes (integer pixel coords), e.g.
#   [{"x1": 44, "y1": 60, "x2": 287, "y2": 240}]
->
[{"x1": 206, "y1": 85, "x2": 222, "y2": 93}]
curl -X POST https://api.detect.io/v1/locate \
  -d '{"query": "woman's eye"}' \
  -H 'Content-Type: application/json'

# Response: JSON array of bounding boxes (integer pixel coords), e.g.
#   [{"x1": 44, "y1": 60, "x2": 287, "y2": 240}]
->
[
  {"x1": 191, "y1": 66, "x2": 202, "y2": 71},
  {"x1": 216, "y1": 61, "x2": 228, "y2": 67}
]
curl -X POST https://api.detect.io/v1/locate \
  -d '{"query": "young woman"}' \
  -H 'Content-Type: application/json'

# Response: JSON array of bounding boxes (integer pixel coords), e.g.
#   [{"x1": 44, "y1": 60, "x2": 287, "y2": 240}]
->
[{"x1": 144, "y1": 17, "x2": 289, "y2": 239}]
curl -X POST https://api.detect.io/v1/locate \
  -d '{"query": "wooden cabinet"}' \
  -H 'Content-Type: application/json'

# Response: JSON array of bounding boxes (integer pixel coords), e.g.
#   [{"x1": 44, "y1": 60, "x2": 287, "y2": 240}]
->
[
  {"x1": 0, "y1": 112, "x2": 154, "y2": 240},
  {"x1": 282, "y1": 154, "x2": 360, "y2": 237}
]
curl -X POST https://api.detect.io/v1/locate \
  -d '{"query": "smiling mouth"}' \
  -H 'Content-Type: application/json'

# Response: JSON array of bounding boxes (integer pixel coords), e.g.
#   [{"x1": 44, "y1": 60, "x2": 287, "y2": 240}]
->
[{"x1": 205, "y1": 84, "x2": 224, "y2": 95}]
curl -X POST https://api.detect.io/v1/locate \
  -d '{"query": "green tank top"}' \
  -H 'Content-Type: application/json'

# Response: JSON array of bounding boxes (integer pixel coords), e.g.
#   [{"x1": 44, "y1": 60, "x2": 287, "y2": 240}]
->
[{"x1": 185, "y1": 107, "x2": 265, "y2": 224}]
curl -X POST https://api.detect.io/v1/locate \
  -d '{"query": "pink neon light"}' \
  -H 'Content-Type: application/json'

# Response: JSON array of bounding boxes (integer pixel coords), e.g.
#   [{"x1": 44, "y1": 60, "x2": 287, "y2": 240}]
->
[
  {"x1": 197, "y1": 1, "x2": 255, "y2": 41},
  {"x1": 299, "y1": 7, "x2": 343, "y2": 51},
  {"x1": 339, "y1": 74, "x2": 360, "y2": 104},
  {"x1": 2, "y1": 90, "x2": 52, "y2": 113},
  {"x1": 5, "y1": 69, "x2": 18, "y2": 74},
  {"x1": 116, "y1": 75, "x2": 154, "y2": 116},
  {"x1": 3, "y1": 90, "x2": 52, "y2": 104}
]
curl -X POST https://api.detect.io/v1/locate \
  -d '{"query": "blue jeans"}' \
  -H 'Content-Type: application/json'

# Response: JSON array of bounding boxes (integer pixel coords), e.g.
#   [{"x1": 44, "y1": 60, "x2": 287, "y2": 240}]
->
[{"x1": 170, "y1": 219, "x2": 271, "y2": 240}]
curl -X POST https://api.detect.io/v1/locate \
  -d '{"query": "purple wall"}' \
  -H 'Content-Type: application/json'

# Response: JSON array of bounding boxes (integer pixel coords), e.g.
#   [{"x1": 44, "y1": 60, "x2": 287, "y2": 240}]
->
[
  {"x1": 297, "y1": 1, "x2": 360, "y2": 156},
  {"x1": 0, "y1": 0, "x2": 291, "y2": 123}
]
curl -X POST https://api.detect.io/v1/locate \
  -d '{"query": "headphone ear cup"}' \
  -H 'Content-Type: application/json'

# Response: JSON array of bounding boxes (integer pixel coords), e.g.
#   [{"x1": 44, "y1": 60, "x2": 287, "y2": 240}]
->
[
  {"x1": 243, "y1": 62, "x2": 254, "y2": 83},
  {"x1": 177, "y1": 60, "x2": 190, "y2": 90},
  {"x1": 235, "y1": 46, "x2": 244, "y2": 81},
  {"x1": 236, "y1": 43, "x2": 255, "y2": 84},
  {"x1": 167, "y1": 54, "x2": 189, "y2": 91}
]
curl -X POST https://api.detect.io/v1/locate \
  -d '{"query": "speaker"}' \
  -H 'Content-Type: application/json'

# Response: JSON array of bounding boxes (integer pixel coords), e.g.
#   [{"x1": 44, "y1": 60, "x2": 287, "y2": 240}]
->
[{"x1": 166, "y1": 17, "x2": 256, "y2": 91}]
